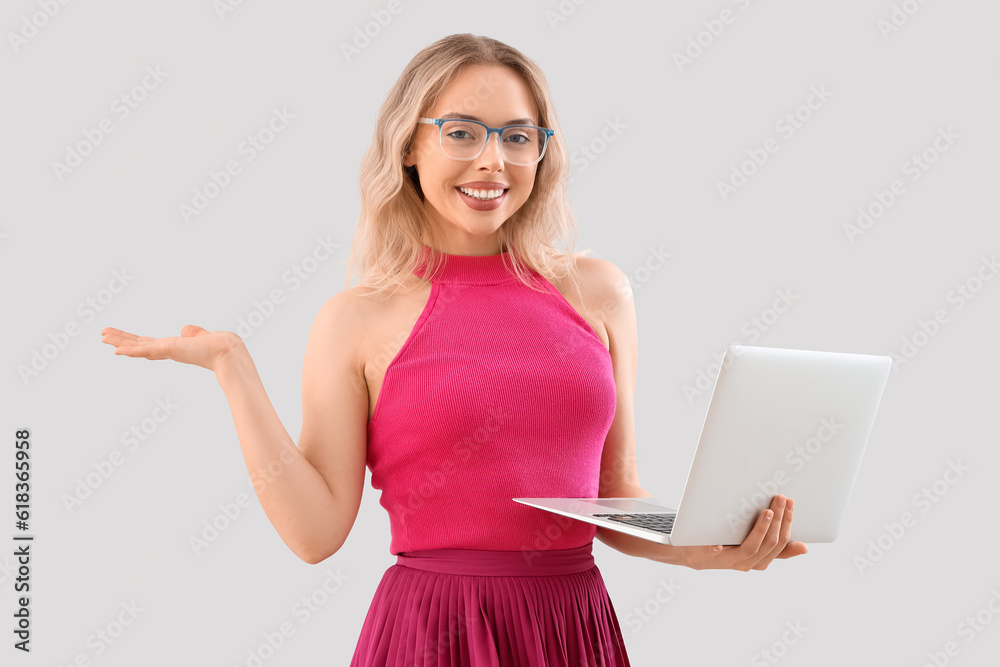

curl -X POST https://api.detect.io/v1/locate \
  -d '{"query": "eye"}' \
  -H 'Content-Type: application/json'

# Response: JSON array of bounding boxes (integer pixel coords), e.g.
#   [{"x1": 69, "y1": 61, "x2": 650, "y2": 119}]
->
[{"x1": 503, "y1": 128, "x2": 534, "y2": 145}]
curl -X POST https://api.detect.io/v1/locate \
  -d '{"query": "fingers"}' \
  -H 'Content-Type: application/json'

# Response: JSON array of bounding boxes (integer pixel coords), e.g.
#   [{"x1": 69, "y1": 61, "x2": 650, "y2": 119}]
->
[
  {"x1": 101, "y1": 328, "x2": 153, "y2": 346},
  {"x1": 731, "y1": 495, "x2": 787, "y2": 571},
  {"x1": 779, "y1": 497, "x2": 794, "y2": 545},
  {"x1": 101, "y1": 327, "x2": 134, "y2": 344},
  {"x1": 752, "y1": 497, "x2": 794, "y2": 570},
  {"x1": 691, "y1": 496, "x2": 804, "y2": 572},
  {"x1": 101, "y1": 328, "x2": 134, "y2": 351},
  {"x1": 679, "y1": 495, "x2": 805, "y2": 571},
  {"x1": 116, "y1": 339, "x2": 166, "y2": 359},
  {"x1": 747, "y1": 496, "x2": 782, "y2": 550},
  {"x1": 102, "y1": 326, "x2": 206, "y2": 346},
  {"x1": 775, "y1": 541, "x2": 809, "y2": 559},
  {"x1": 719, "y1": 509, "x2": 772, "y2": 571},
  {"x1": 100, "y1": 327, "x2": 165, "y2": 359}
]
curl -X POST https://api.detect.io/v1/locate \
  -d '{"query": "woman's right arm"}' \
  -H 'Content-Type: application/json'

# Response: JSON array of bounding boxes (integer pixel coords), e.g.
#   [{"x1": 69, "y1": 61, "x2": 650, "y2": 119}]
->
[{"x1": 215, "y1": 290, "x2": 369, "y2": 564}]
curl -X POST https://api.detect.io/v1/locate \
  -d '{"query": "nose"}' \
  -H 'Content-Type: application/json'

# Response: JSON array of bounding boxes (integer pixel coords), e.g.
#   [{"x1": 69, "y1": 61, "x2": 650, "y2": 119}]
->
[{"x1": 475, "y1": 130, "x2": 505, "y2": 170}]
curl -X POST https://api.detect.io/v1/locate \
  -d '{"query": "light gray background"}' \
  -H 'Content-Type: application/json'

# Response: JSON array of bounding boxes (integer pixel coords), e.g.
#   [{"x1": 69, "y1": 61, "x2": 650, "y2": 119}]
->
[{"x1": 2, "y1": 1, "x2": 998, "y2": 665}]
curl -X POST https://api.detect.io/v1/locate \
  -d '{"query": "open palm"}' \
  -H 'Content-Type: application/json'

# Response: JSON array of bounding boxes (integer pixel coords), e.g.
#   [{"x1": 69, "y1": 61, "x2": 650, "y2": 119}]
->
[{"x1": 100, "y1": 325, "x2": 242, "y2": 373}]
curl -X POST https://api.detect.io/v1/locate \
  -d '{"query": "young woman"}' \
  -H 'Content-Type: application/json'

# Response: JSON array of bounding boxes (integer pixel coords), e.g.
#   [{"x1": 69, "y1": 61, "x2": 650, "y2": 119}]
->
[{"x1": 102, "y1": 33, "x2": 807, "y2": 666}]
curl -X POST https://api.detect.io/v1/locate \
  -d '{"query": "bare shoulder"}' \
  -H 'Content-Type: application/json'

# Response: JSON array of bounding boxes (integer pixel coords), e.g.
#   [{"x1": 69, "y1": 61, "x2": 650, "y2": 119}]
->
[
  {"x1": 307, "y1": 288, "x2": 369, "y2": 372},
  {"x1": 545, "y1": 254, "x2": 631, "y2": 351},
  {"x1": 574, "y1": 255, "x2": 632, "y2": 299},
  {"x1": 314, "y1": 284, "x2": 395, "y2": 356},
  {"x1": 567, "y1": 255, "x2": 634, "y2": 327},
  {"x1": 314, "y1": 285, "x2": 375, "y2": 330},
  {"x1": 323, "y1": 280, "x2": 416, "y2": 322}
]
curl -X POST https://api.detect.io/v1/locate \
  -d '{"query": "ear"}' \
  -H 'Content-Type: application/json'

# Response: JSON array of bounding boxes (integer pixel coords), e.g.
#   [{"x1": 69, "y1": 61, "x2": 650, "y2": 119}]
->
[{"x1": 402, "y1": 147, "x2": 416, "y2": 168}]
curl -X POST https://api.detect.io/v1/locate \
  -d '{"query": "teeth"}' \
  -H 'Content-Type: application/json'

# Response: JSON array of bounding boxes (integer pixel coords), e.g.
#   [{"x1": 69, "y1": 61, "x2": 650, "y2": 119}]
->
[{"x1": 459, "y1": 187, "x2": 504, "y2": 200}]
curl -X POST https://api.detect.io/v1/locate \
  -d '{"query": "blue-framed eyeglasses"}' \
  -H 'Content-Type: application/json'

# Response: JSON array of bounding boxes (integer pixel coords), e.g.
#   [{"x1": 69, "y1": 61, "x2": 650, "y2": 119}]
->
[{"x1": 417, "y1": 117, "x2": 555, "y2": 166}]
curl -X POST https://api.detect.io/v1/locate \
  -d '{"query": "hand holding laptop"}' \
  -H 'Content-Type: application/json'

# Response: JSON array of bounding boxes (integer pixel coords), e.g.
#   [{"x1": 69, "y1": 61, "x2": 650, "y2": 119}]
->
[{"x1": 660, "y1": 494, "x2": 808, "y2": 571}]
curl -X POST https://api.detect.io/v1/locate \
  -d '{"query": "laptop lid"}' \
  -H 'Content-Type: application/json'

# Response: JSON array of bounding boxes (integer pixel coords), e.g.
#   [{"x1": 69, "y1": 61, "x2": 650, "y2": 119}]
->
[{"x1": 668, "y1": 344, "x2": 891, "y2": 546}]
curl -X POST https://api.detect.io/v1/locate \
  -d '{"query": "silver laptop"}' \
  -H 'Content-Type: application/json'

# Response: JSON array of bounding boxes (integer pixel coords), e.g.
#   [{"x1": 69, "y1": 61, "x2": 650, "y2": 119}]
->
[{"x1": 513, "y1": 344, "x2": 891, "y2": 546}]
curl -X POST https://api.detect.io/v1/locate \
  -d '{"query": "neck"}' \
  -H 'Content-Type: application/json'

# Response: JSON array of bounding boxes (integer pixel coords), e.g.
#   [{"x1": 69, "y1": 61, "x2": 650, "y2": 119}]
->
[{"x1": 419, "y1": 231, "x2": 506, "y2": 257}]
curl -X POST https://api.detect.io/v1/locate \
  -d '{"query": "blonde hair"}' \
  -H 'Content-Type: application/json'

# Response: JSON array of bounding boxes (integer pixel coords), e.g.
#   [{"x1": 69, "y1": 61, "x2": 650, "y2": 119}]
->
[{"x1": 344, "y1": 33, "x2": 592, "y2": 300}]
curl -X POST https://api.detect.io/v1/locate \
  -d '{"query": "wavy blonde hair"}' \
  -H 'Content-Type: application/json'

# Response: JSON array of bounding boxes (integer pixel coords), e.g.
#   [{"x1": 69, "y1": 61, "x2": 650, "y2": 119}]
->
[{"x1": 344, "y1": 33, "x2": 592, "y2": 299}]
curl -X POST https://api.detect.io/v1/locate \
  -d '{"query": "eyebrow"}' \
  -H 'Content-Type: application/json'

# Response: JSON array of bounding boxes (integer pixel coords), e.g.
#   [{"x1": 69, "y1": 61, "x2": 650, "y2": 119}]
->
[{"x1": 440, "y1": 112, "x2": 537, "y2": 126}]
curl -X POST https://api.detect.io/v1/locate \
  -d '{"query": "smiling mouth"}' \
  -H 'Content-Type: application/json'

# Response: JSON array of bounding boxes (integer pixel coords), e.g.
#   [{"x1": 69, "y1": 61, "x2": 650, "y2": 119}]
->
[{"x1": 456, "y1": 186, "x2": 508, "y2": 201}]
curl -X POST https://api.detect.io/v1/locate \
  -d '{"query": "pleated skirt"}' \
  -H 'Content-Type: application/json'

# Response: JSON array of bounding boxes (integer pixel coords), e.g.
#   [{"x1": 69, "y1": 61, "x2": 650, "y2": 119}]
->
[{"x1": 349, "y1": 540, "x2": 631, "y2": 666}]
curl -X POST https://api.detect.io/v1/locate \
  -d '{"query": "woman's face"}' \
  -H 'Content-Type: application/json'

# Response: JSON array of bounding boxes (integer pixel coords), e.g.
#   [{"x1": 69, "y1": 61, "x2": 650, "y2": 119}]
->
[{"x1": 404, "y1": 63, "x2": 541, "y2": 254}]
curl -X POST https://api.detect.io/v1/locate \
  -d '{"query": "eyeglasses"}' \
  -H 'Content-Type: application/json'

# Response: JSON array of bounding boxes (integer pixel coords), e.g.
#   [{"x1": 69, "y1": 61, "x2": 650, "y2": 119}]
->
[{"x1": 417, "y1": 118, "x2": 554, "y2": 166}]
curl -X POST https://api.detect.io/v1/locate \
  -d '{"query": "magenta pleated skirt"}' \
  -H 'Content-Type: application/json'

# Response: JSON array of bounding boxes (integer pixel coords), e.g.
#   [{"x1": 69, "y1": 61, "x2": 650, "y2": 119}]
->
[{"x1": 349, "y1": 540, "x2": 631, "y2": 666}]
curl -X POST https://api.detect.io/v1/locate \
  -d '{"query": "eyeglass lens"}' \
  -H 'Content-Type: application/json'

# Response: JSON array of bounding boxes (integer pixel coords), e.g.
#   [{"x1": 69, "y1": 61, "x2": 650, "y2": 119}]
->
[{"x1": 439, "y1": 120, "x2": 546, "y2": 164}]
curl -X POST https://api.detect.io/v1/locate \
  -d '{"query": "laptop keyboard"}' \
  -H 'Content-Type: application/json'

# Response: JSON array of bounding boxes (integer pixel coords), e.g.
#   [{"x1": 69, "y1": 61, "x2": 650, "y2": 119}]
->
[{"x1": 592, "y1": 513, "x2": 675, "y2": 534}]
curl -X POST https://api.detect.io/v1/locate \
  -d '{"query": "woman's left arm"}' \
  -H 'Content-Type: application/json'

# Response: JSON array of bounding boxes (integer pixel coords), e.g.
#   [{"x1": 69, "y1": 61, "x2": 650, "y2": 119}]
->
[{"x1": 578, "y1": 257, "x2": 671, "y2": 560}]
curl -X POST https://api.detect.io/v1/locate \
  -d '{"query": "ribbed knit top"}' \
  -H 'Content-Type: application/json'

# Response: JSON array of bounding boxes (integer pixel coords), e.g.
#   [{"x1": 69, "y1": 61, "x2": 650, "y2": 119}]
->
[{"x1": 365, "y1": 245, "x2": 617, "y2": 555}]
